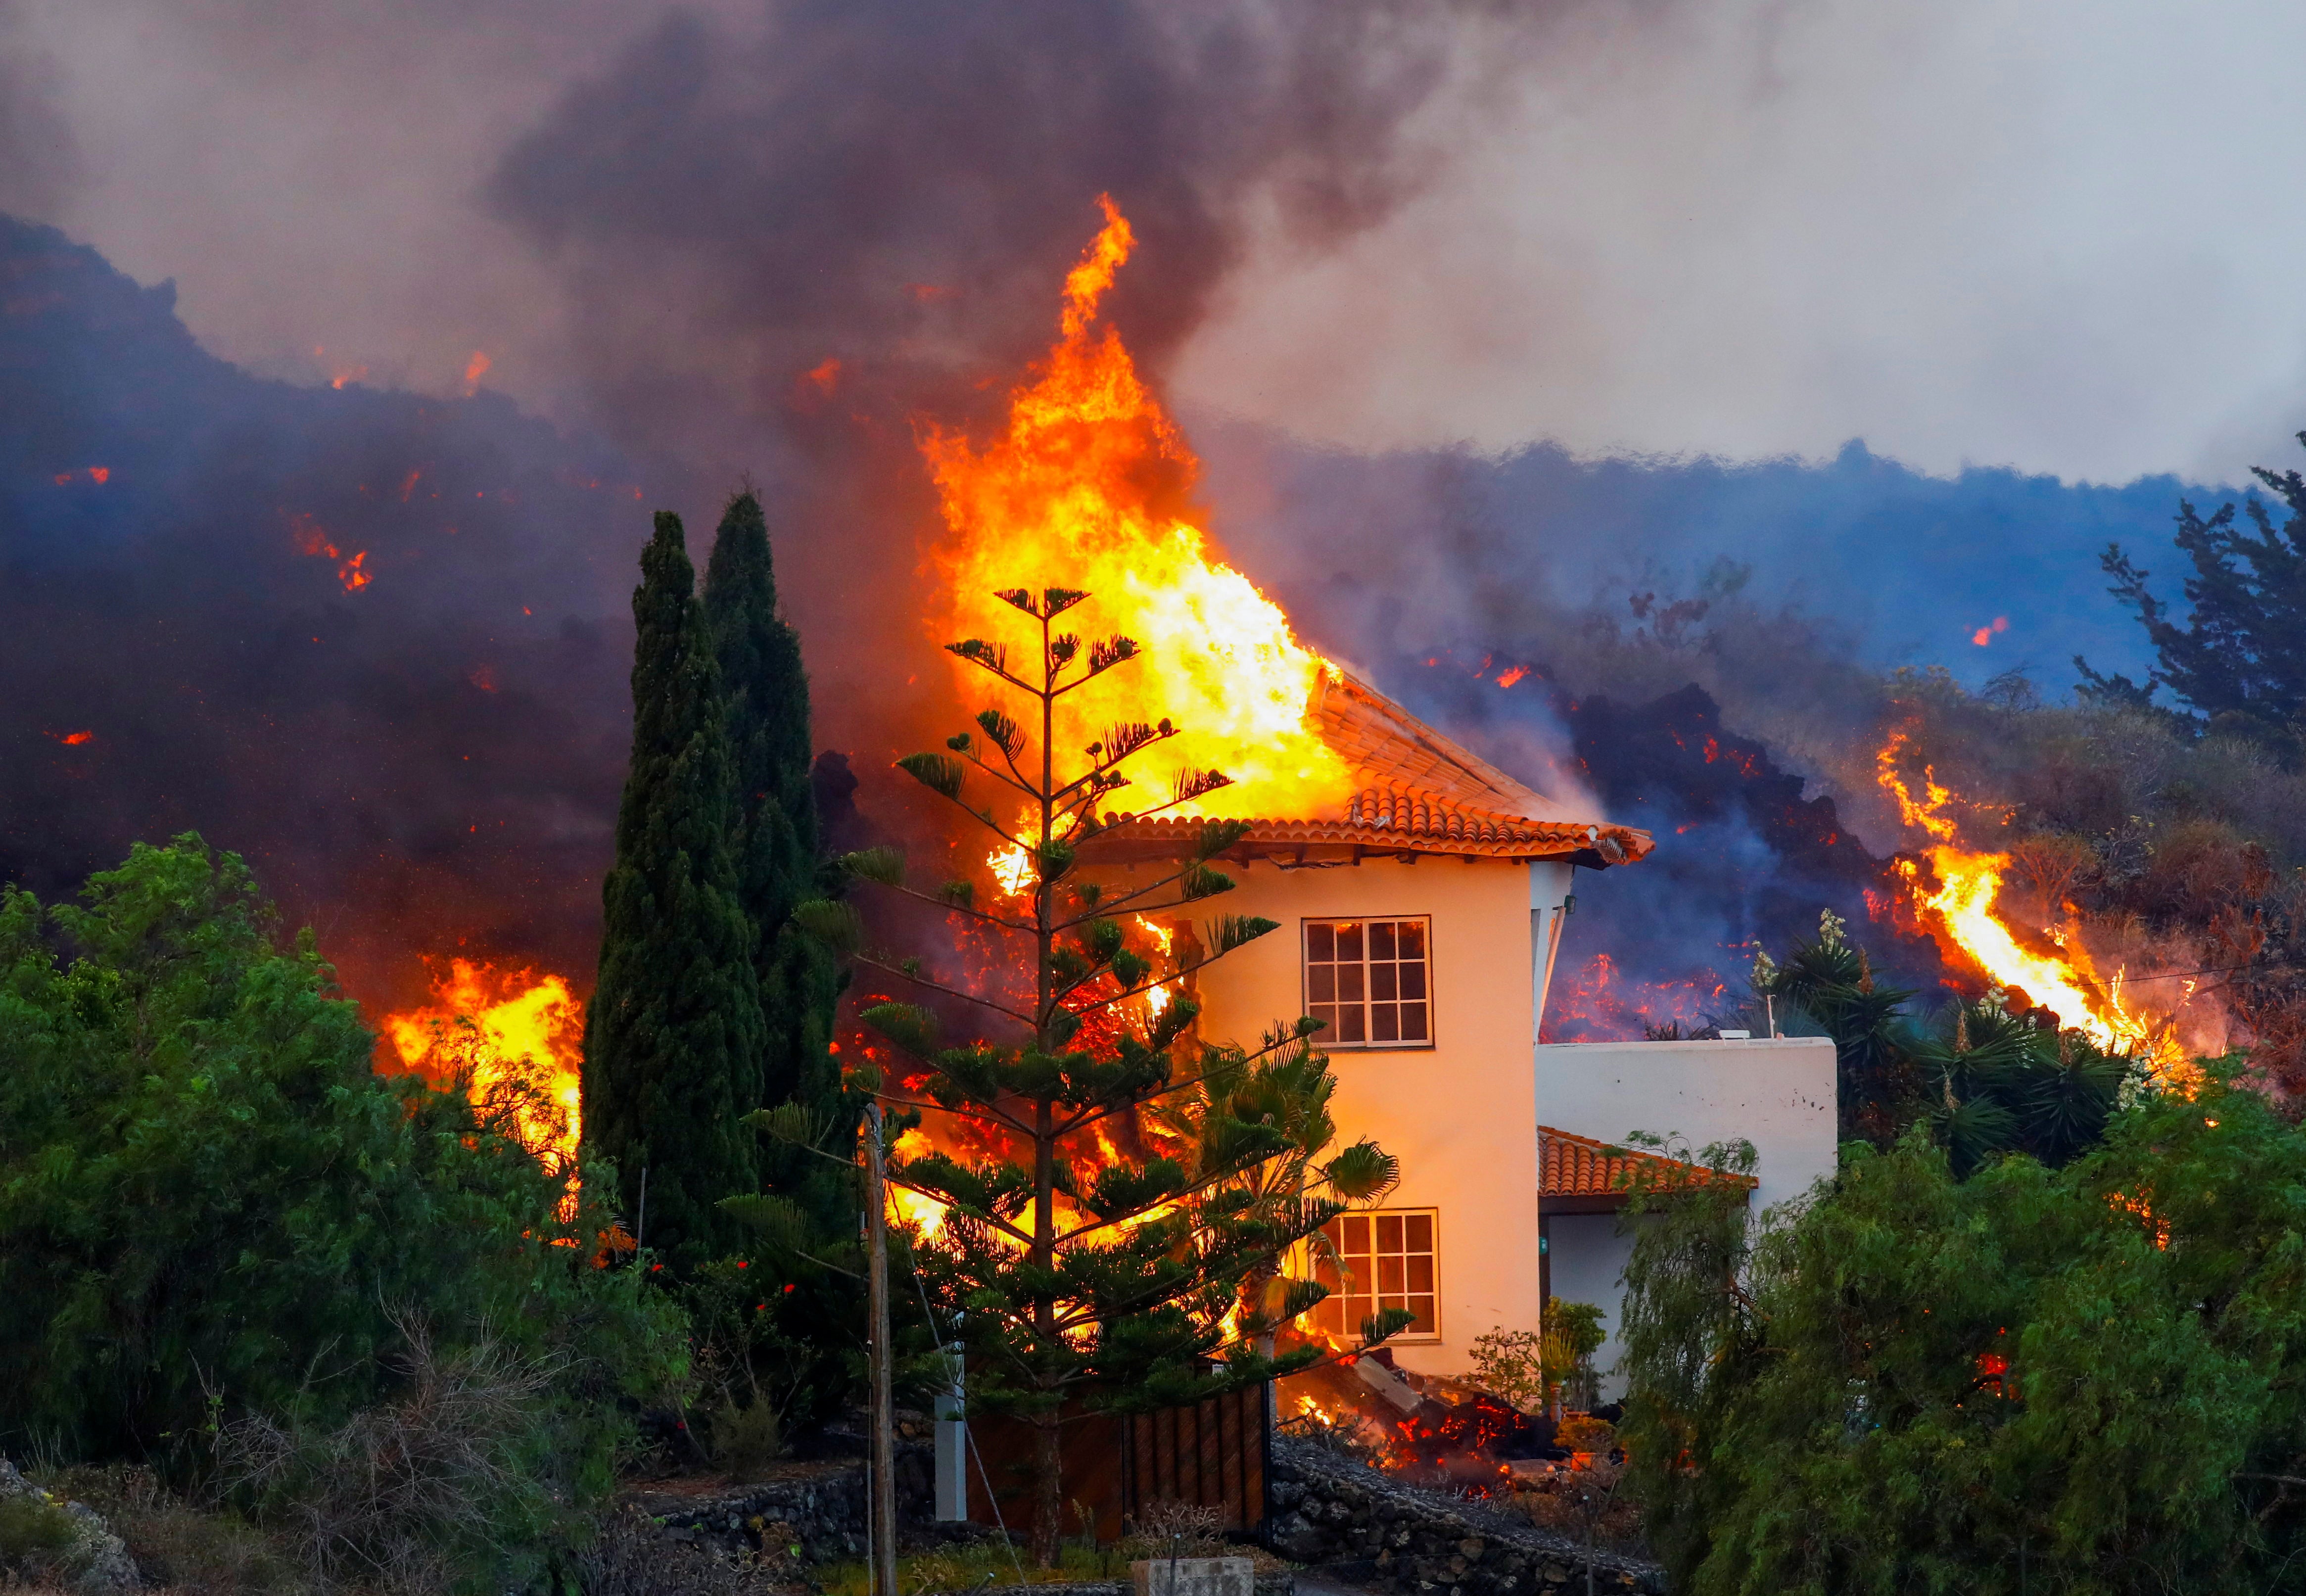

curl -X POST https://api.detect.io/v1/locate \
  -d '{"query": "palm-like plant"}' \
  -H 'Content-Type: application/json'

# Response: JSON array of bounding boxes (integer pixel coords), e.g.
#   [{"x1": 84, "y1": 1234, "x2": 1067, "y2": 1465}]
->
[
  {"x1": 1754, "y1": 910, "x2": 1919, "y2": 1144},
  {"x1": 1909, "y1": 998, "x2": 2130, "y2": 1175}
]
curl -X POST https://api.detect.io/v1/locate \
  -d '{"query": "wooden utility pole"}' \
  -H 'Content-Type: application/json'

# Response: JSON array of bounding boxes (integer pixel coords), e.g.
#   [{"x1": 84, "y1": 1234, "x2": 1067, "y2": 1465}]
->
[{"x1": 866, "y1": 1104, "x2": 899, "y2": 1596}]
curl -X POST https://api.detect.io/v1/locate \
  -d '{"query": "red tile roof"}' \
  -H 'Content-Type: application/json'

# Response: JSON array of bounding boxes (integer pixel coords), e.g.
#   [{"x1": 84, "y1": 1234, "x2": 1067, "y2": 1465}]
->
[
  {"x1": 1091, "y1": 670, "x2": 1653, "y2": 867},
  {"x1": 1539, "y1": 1125, "x2": 1758, "y2": 1204}
]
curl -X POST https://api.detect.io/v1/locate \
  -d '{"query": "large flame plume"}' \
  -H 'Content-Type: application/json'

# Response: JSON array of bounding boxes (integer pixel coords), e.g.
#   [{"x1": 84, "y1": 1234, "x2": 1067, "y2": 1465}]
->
[
  {"x1": 380, "y1": 958, "x2": 584, "y2": 1165},
  {"x1": 1876, "y1": 730, "x2": 2188, "y2": 1071},
  {"x1": 921, "y1": 196, "x2": 1354, "y2": 823}
]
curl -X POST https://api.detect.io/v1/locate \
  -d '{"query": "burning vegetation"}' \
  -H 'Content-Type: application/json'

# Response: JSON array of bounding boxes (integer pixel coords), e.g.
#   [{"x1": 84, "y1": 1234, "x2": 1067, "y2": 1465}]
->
[
  {"x1": 1875, "y1": 726, "x2": 2197, "y2": 1075},
  {"x1": 379, "y1": 958, "x2": 585, "y2": 1169}
]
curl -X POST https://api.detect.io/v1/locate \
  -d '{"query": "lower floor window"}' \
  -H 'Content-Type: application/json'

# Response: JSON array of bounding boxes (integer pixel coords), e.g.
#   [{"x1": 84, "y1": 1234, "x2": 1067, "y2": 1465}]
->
[{"x1": 1309, "y1": 1209, "x2": 1438, "y2": 1338}]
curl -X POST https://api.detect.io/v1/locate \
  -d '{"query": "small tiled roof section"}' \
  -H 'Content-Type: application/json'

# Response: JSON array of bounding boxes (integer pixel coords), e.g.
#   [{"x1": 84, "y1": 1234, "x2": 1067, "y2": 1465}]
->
[
  {"x1": 1093, "y1": 669, "x2": 1654, "y2": 866},
  {"x1": 1539, "y1": 1126, "x2": 1759, "y2": 1204}
]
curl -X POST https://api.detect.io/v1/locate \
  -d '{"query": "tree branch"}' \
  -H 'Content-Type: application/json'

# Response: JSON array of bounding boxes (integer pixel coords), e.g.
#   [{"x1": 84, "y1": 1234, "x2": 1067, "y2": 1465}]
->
[
  {"x1": 880, "y1": 883, "x2": 1039, "y2": 936},
  {"x1": 850, "y1": 955, "x2": 1036, "y2": 1027}
]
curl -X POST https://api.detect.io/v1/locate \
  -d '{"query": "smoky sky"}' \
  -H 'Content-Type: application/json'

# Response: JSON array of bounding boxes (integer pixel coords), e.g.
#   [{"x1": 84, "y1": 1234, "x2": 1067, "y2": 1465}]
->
[{"x1": 13, "y1": 0, "x2": 2306, "y2": 485}]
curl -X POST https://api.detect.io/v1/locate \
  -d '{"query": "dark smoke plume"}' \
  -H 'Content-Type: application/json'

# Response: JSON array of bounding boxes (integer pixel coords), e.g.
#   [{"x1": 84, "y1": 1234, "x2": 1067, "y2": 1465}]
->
[
  {"x1": 482, "y1": 0, "x2": 1563, "y2": 761},
  {"x1": 2, "y1": 1, "x2": 1551, "y2": 1011}
]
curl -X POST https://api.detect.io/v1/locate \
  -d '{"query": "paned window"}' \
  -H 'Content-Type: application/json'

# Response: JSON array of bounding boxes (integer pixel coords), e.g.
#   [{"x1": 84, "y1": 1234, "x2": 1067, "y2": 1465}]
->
[
  {"x1": 1309, "y1": 1210, "x2": 1439, "y2": 1339},
  {"x1": 1304, "y1": 918, "x2": 1430, "y2": 1046}
]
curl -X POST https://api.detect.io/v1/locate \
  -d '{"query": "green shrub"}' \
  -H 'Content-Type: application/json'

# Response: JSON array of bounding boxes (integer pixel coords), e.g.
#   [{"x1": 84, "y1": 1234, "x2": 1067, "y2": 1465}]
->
[
  {"x1": 704, "y1": 1398, "x2": 781, "y2": 1482},
  {"x1": 1467, "y1": 1328, "x2": 1545, "y2": 1411},
  {"x1": 1619, "y1": 1066, "x2": 2306, "y2": 1594},
  {"x1": 0, "y1": 1491, "x2": 83, "y2": 1575},
  {"x1": 0, "y1": 836, "x2": 692, "y2": 1588}
]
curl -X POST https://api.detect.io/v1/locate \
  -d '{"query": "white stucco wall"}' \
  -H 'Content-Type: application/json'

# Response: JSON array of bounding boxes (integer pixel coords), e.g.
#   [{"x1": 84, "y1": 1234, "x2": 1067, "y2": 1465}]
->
[
  {"x1": 1535, "y1": 1036, "x2": 1839, "y2": 1394},
  {"x1": 1184, "y1": 853, "x2": 1539, "y2": 1379}
]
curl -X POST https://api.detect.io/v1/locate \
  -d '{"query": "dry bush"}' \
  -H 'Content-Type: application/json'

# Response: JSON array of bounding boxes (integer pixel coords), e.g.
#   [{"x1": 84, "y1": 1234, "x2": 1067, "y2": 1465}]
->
[
  {"x1": 1516, "y1": 1462, "x2": 1644, "y2": 1559},
  {"x1": 34, "y1": 1466, "x2": 292, "y2": 1596},
  {"x1": 216, "y1": 1314, "x2": 558, "y2": 1596},
  {"x1": 2006, "y1": 832, "x2": 2101, "y2": 920},
  {"x1": 1121, "y1": 1500, "x2": 1226, "y2": 1560}
]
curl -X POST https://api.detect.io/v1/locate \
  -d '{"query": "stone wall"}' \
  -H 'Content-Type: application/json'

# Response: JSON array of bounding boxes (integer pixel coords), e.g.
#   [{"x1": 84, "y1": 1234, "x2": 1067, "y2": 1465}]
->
[
  {"x1": 1263, "y1": 1440, "x2": 1663, "y2": 1596},
  {"x1": 622, "y1": 1445, "x2": 934, "y2": 1564}
]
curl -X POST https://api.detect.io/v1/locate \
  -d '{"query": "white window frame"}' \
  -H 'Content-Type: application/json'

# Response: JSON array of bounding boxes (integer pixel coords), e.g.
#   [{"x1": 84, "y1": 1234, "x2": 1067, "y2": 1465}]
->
[
  {"x1": 1306, "y1": 1207, "x2": 1441, "y2": 1343},
  {"x1": 1301, "y1": 916, "x2": 1434, "y2": 1050}
]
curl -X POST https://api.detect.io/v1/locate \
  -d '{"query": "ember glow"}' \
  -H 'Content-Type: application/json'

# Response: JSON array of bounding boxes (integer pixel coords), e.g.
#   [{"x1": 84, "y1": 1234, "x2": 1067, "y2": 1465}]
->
[
  {"x1": 921, "y1": 197, "x2": 1354, "y2": 824},
  {"x1": 381, "y1": 958, "x2": 583, "y2": 1166},
  {"x1": 289, "y1": 512, "x2": 372, "y2": 592},
  {"x1": 1876, "y1": 729, "x2": 2184, "y2": 1069}
]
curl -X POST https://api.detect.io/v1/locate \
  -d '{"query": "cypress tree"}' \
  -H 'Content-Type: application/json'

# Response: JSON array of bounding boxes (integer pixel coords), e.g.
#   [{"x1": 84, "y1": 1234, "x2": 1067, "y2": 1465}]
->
[
  {"x1": 584, "y1": 511, "x2": 766, "y2": 1269},
  {"x1": 703, "y1": 491, "x2": 837, "y2": 1092}
]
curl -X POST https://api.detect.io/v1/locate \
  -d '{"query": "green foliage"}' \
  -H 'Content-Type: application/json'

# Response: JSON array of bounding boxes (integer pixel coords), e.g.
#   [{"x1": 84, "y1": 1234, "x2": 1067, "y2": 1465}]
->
[
  {"x1": 2090, "y1": 432, "x2": 2306, "y2": 750},
  {"x1": 1619, "y1": 1068, "x2": 2306, "y2": 1594},
  {"x1": 1543, "y1": 1301, "x2": 1607, "y2": 1411},
  {"x1": 0, "y1": 836, "x2": 686, "y2": 1508},
  {"x1": 1468, "y1": 1329, "x2": 1547, "y2": 1412},
  {"x1": 1908, "y1": 998, "x2": 2130, "y2": 1175},
  {"x1": 586, "y1": 511, "x2": 768, "y2": 1270},
  {"x1": 0, "y1": 1493, "x2": 81, "y2": 1572},
  {"x1": 677, "y1": 1252, "x2": 866, "y2": 1458},
  {"x1": 1468, "y1": 1311, "x2": 1608, "y2": 1416}
]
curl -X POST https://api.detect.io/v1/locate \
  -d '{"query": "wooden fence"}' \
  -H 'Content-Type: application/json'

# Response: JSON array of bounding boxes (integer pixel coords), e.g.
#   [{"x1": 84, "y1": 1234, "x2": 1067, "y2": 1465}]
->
[{"x1": 964, "y1": 1382, "x2": 1269, "y2": 1541}]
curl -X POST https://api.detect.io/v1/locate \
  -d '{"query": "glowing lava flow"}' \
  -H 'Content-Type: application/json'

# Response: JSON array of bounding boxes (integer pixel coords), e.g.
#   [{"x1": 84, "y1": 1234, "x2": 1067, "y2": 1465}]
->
[
  {"x1": 1876, "y1": 732, "x2": 2180, "y2": 1067},
  {"x1": 381, "y1": 959, "x2": 583, "y2": 1165},
  {"x1": 922, "y1": 196, "x2": 1354, "y2": 823}
]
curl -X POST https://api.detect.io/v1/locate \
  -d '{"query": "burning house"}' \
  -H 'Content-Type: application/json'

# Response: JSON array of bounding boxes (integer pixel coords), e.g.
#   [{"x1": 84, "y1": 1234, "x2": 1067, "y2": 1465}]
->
[
  {"x1": 1079, "y1": 669, "x2": 1837, "y2": 1399},
  {"x1": 910, "y1": 196, "x2": 1841, "y2": 1445}
]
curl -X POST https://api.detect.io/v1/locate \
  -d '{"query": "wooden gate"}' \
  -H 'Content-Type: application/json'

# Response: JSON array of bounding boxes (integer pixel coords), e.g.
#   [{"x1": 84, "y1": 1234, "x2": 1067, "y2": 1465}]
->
[{"x1": 963, "y1": 1383, "x2": 1269, "y2": 1540}]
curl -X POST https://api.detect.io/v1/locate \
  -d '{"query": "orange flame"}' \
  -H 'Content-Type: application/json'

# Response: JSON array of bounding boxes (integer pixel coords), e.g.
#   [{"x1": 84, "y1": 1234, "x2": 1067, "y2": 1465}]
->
[
  {"x1": 380, "y1": 958, "x2": 583, "y2": 1168},
  {"x1": 1877, "y1": 730, "x2": 2183, "y2": 1070},
  {"x1": 463, "y1": 350, "x2": 492, "y2": 394},
  {"x1": 922, "y1": 196, "x2": 1354, "y2": 823}
]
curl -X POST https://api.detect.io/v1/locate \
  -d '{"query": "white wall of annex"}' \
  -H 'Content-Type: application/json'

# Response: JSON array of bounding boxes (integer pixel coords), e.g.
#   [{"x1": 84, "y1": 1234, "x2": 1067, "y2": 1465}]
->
[
  {"x1": 1535, "y1": 1037, "x2": 1838, "y2": 1215},
  {"x1": 1185, "y1": 853, "x2": 1538, "y2": 1377},
  {"x1": 1535, "y1": 1036, "x2": 1839, "y2": 1392}
]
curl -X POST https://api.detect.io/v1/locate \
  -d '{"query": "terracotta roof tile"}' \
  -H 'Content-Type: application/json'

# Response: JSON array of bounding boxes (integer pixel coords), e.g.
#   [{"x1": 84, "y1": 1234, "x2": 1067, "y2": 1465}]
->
[
  {"x1": 1087, "y1": 669, "x2": 1653, "y2": 866},
  {"x1": 1539, "y1": 1125, "x2": 1758, "y2": 1203}
]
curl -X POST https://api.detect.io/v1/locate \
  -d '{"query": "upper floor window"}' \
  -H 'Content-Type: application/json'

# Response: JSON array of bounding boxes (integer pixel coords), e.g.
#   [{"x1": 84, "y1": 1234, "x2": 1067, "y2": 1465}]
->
[{"x1": 1304, "y1": 918, "x2": 1431, "y2": 1047}]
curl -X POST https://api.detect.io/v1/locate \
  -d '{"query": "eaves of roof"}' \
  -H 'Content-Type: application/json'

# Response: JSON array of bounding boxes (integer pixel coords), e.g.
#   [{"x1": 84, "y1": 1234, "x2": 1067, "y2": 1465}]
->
[{"x1": 1080, "y1": 669, "x2": 1653, "y2": 867}]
